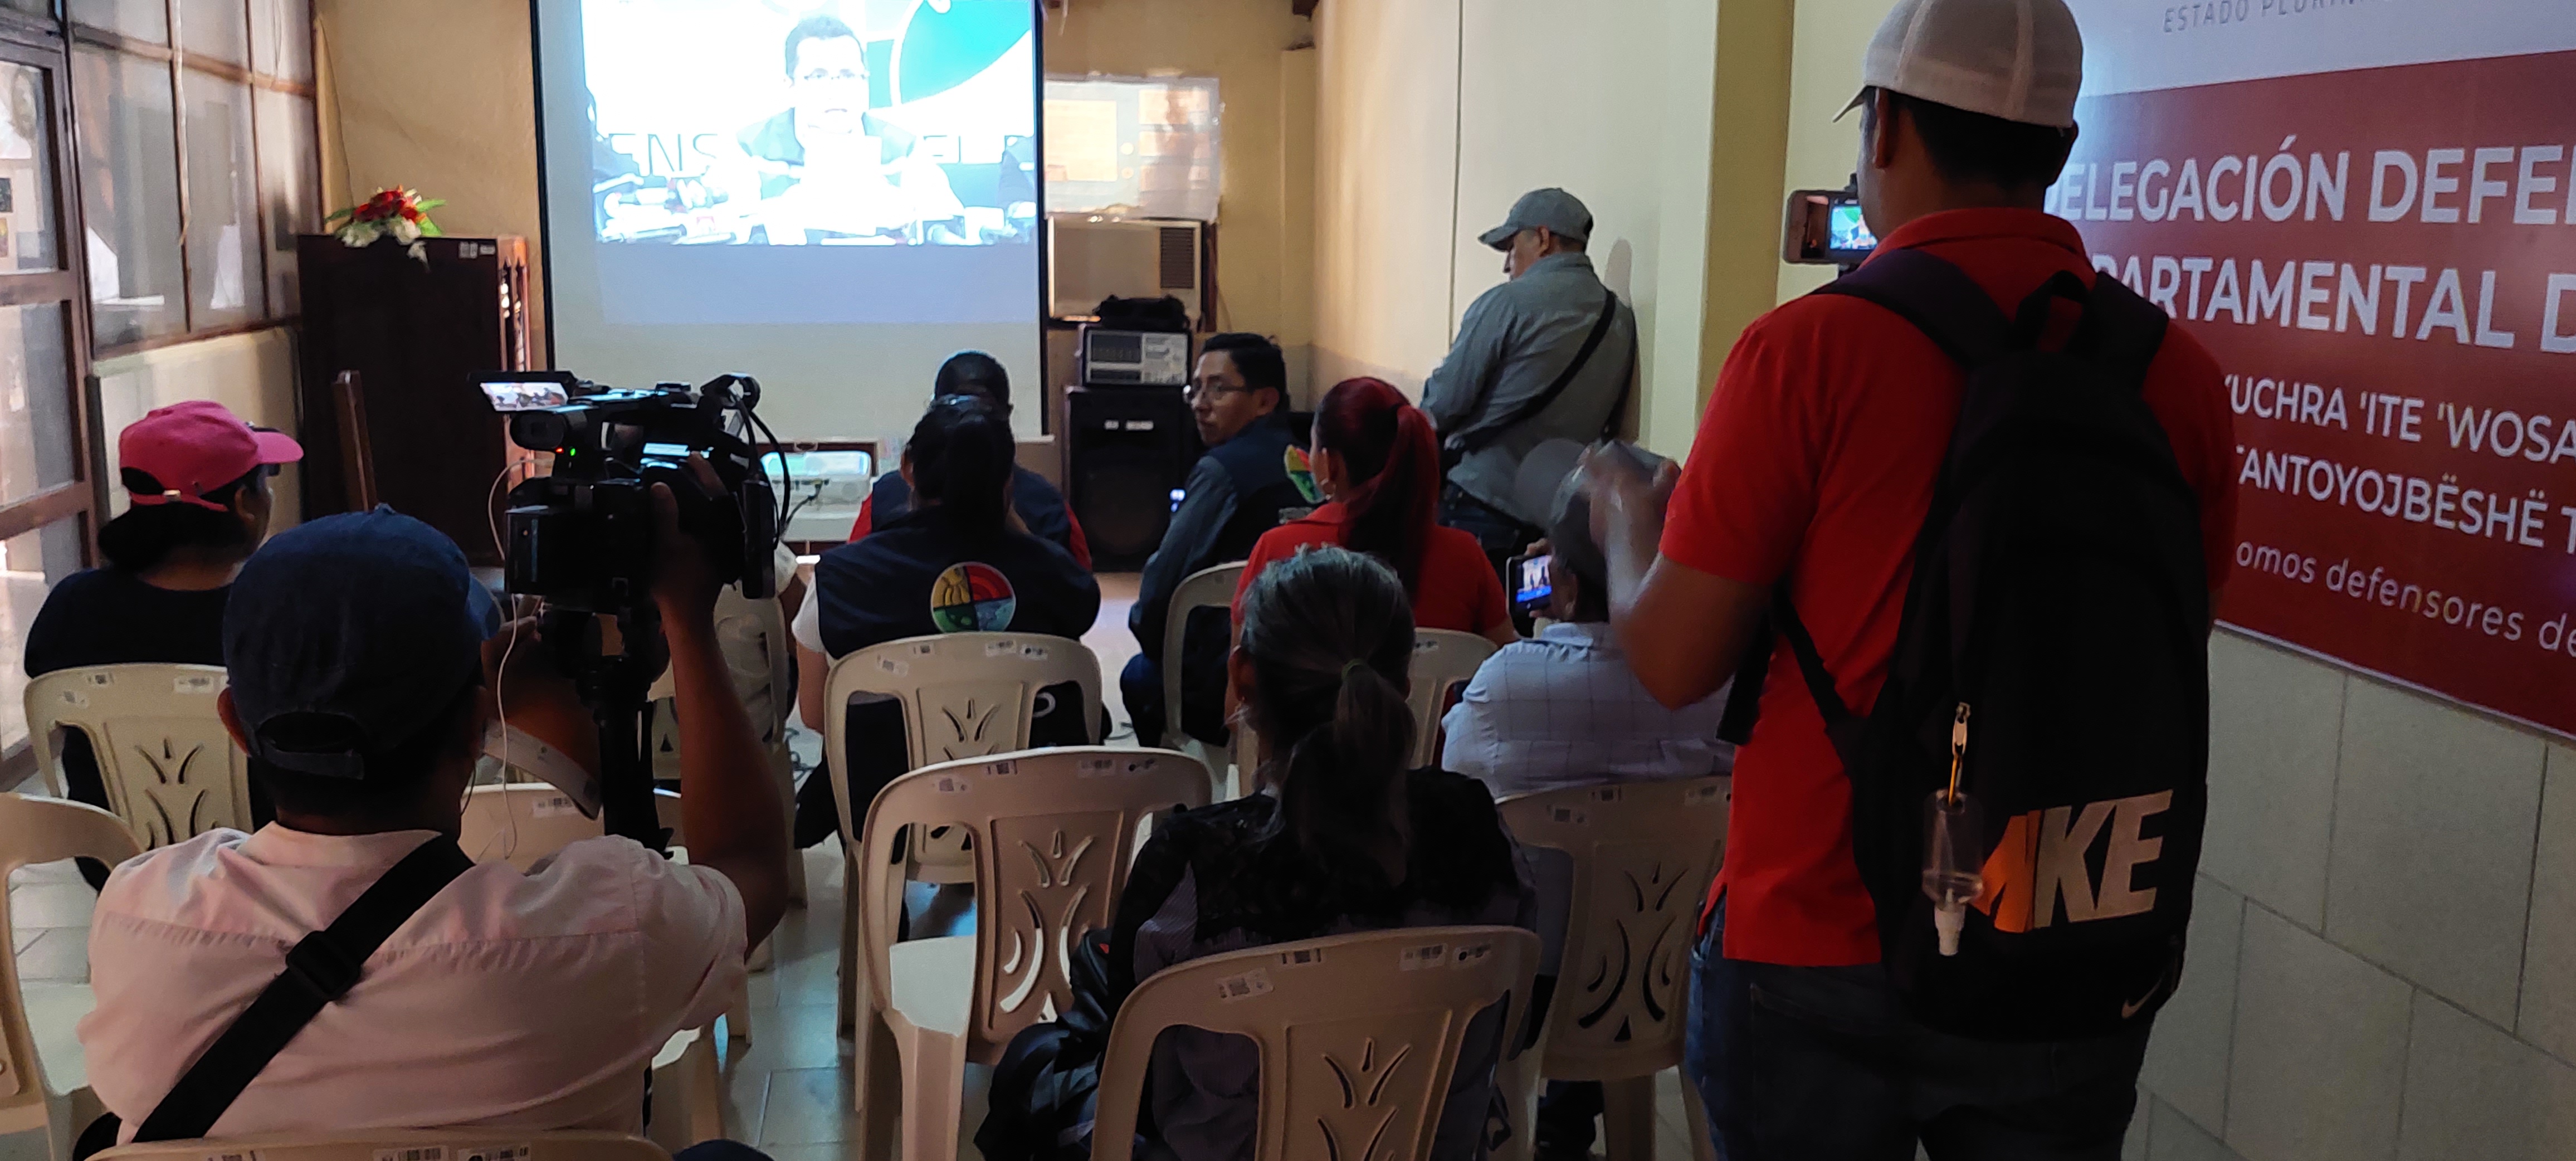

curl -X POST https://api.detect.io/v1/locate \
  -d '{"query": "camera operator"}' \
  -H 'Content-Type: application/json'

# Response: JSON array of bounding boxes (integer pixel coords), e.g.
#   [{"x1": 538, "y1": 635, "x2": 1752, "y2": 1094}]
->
[{"x1": 79, "y1": 470, "x2": 787, "y2": 1148}]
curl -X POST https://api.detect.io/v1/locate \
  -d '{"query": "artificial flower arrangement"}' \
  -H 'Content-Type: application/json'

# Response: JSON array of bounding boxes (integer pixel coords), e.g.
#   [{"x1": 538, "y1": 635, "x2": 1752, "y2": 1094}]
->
[{"x1": 324, "y1": 187, "x2": 446, "y2": 261}]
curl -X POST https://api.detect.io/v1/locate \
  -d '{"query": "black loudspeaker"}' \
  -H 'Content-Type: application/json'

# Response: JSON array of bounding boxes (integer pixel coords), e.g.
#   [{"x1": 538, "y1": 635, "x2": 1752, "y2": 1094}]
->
[{"x1": 1067, "y1": 386, "x2": 1201, "y2": 571}]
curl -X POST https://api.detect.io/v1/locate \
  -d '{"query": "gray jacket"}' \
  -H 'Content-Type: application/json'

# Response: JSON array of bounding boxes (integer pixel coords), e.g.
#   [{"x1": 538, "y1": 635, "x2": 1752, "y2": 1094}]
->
[{"x1": 1421, "y1": 251, "x2": 1638, "y2": 520}]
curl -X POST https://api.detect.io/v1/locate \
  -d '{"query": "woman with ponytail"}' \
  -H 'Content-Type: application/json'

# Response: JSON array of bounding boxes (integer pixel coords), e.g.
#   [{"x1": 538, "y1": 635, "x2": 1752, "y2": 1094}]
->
[
  {"x1": 1232, "y1": 377, "x2": 1514, "y2": 645},
  {"x1": 790, "y1": 393, "x2": 1100, "y2": 841},
  {"x1": 980, "y1": 547, "x2": 1533, "y2": 1161},
  {"x1": 25, "y1": 402, "x2": 300, "y2": 880}
]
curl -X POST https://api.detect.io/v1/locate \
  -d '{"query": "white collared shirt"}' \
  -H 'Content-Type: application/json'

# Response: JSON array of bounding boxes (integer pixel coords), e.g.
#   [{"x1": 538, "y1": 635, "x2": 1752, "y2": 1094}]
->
[
  {"x1": 1440, "y1": 620, "x2": 1735, "y2": 798},
  {"x1": 80, "y1": 825, "x2": 744, "y2": 1139}
]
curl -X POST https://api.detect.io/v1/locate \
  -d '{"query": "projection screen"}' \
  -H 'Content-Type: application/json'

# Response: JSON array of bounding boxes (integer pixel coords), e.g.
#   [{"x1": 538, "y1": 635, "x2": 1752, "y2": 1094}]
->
[{"x1": 533, "y1": 0, "x2": 1043, "y2": 442}]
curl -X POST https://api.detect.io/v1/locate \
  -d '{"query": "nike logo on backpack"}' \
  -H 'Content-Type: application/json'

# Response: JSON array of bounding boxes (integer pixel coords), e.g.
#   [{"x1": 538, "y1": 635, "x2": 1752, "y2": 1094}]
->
[{"x1": 1972, "y1": 791, "x2": 2174, "y2": 933}]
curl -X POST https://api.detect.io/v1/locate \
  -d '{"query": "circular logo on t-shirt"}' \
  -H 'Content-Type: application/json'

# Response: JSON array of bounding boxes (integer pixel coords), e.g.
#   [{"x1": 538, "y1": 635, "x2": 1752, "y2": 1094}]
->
[
  {"x1": 930, "y1": 562, "x2": 1017, "y2": 633},
  {"x1": 1285, "y1": 445, "x2": 1323, "y2": 504}
]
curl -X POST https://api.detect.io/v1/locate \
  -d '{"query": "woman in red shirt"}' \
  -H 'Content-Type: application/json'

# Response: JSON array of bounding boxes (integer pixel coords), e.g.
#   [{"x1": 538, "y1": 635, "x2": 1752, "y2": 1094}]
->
[{"x1": 1235, "y1": 377, "x2": 1514, "y2": 645}]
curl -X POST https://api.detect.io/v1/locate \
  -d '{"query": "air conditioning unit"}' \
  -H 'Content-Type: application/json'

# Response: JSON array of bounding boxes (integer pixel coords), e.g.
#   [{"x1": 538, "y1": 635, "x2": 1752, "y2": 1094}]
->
[{"x1": 1047, "y1": 216, "x2": 1203, "y2": 323}]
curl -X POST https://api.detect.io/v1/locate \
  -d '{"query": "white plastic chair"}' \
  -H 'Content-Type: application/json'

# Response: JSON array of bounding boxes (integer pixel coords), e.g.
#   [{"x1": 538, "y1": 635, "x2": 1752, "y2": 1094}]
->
[
  {"x1": 458, "y1": 784, "x2": 606, "y2": 872},
  {"x1": 91, "y1": 1130, "x2": 669, "y2": 1161},
  {"x1": 649, "y1": 583, "x2": 804, "y2": 901},
  {"x1": 451, "y1": 784, "x2": 726, "y2": 1147},
  {"x1": 24, "y1": 664, "x2": 252, "y2": 848},
  {"x1": 1089, "y1": 925, "x2": 1543, "y2": 1161},
  {"x1": 851, "y1": 747, "x2": 1209, "y2": 1158},
  {"x1": 1408, "y1": 630, "x2": 1499, "y2": 768},
  {"x1": 0, "y1": 793, "x2": 141, "y2": 1161},
  {"x1": 821, "y1": 633, "x2": 1102, "y2": 1031},
  {"x1": 1495, "y1": 777, "x2": 1731, "y2": 1161},
  {"x1": 1157, "y1": 562, "x2": 1245, "y2": 777}
]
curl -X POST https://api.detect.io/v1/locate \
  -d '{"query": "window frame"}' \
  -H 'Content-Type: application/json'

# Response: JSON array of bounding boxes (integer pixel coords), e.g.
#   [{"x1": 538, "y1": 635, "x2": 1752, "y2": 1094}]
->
[
  {"x1": 0, "y1": 7, "x2": 110, "y2": 783},
  {"x1": 67, "y1": 0, "x2": 315, "y2": 358}
]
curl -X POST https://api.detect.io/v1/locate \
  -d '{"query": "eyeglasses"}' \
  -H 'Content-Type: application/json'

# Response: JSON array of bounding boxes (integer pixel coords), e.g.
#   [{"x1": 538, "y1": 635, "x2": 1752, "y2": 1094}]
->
[{"x1": 1184, "y1": 382, "x2": 1253, "y2": 402}]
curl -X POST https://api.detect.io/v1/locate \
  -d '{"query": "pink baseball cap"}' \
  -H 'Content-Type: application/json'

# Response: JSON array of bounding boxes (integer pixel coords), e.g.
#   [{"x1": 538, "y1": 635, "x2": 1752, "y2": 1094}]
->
[{"x1": 120, "y1": 400, "x2": 303, "y2": 511}]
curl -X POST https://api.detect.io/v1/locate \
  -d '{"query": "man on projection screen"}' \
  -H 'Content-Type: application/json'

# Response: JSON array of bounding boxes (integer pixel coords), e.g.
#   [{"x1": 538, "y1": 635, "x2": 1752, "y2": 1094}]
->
[{"x1": 734, "y1": 12, "x2": 967, "y2": 244}]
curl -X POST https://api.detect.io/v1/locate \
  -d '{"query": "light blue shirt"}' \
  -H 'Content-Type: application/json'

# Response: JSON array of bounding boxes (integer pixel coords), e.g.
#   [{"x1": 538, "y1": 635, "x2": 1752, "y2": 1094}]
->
[{"x1": 1440, "y1": 620, "x2": 1733, "y2": 799}]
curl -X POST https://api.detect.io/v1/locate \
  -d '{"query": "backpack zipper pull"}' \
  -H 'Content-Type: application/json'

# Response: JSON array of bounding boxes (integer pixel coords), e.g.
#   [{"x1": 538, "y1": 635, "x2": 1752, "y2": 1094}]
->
[{"x1": 1946, "y1": 702, "x2": 1972, "y2": 802}]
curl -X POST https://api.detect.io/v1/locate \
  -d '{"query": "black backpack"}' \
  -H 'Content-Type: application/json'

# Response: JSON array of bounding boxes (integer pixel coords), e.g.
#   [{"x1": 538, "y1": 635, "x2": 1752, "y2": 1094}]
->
[{"x1": 1763, "y1": 247, "x2": 2211, "y2": 1042}]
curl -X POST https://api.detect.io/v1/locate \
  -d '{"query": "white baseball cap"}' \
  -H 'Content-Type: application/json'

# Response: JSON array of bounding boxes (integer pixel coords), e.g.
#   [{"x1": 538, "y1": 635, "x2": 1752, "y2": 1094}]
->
[{"x1": 1843, "y1": 0, "x2": 2085, "y2": 129}]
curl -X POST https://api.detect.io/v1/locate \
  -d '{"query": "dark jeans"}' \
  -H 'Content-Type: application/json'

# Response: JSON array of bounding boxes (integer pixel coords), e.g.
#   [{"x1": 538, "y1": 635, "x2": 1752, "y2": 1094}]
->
[
  {"x1": 1535, "y1": 1079, "x2": 1605, "y2": 1157},
  {"x1": 1684, "y1": 909, "x2": 2151, "y2": 1160},
  {"x1": 1120, "y1": 652, "x2": 1167, "y2": 748},
  {"x1": 1440, "y1": 481, "x2": 1539, "y2": 583},
  {"x1": 673, "y1": 1141, "x2": 772, "y2": 1161}
]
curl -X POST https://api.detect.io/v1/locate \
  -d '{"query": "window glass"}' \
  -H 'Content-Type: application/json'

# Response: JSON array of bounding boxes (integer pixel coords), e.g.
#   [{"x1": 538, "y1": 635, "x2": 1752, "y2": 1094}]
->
[
  {"x1": 253, "y1": 87, "x2": 310, "y2": 315},
  {"x1": 180, "y1": 69, "x2": 262, "y2": 327},
  {"x1": 66, "y1": 0, "x2": 165, "y2": 42},
  {"x1": 74, "y1": 47, "x2": 183, "y2": 347},
  {"x1": 179, "y1": 0, "x2": 250, "y2": 67},
  {"x1": 248, "y1": 0, "x2": 309, "y2": 83},
  {"x1": 0, "y1": 303, "x2": 74, "y2": 508},
  {"x1": 0, "y1": 515, "x2": 85, "y2": 754},
  {"x1": 0, "y1": 63, "x2": 58, "y2": 274}
]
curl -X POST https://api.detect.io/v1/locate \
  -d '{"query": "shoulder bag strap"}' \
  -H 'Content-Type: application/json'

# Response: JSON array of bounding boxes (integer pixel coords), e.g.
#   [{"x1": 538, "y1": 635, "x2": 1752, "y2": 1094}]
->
[
  {"x1": 129, "y1": 835, "x2": 475, "y2": 1143},
  {"x1": 1452, "y1": 285, "x2": 1623, "y2": 456}
]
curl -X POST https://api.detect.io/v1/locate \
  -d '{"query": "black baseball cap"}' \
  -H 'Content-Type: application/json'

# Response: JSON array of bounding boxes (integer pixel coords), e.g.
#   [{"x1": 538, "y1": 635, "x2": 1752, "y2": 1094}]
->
[{"x1": 223, "y1": 508, "x2": 501, "y2": 778}]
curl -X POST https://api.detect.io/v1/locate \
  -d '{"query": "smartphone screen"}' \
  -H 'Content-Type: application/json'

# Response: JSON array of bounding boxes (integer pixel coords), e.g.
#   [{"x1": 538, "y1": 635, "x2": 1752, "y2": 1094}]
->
[{"x1": 1514, "y1": 554, "x2": 1553, "y2": 606}]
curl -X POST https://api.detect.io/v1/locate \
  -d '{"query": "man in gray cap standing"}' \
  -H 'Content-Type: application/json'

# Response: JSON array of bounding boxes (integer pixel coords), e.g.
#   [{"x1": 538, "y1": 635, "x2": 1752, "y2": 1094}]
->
[{"x1": 1423, "y1": 187, "x2": 1639, "y2": 576}]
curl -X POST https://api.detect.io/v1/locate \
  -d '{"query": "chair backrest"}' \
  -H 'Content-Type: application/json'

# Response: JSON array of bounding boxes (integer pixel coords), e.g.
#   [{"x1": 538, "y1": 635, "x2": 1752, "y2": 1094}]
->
[
  {"x1": 94, "y1": 1129, "x2": 669, "y2": 1161},
  {"x1": 1158, "y1": 562, "x2": 1245, "y2": 748},
  {"x1": 1497, "y1": 777, "x2": 1729, "y2": 1080},
  {"x1": 858, "y1": 746, "x2": 1208, "y2": 1062},
  {"x1": 24, "y1": 664, "x2": 252, "y2": 849},
  {"x1": 822, "y1": 632, "x2": 1102, "y2": 841},
  {"x1": 0, "y1": 794, "x2": 139, "y2": 1130},
  {"x1": 1089, "y1": 925, "x2": 1542, "y2": 1161},
  {"x1": 651, "y1": 583, "x2": 797, "y2": 779},
  {"x1": 1407, "y1": 630, "x2": 1498, "y2": 768},
  {"x1": 458, "y1": 783, "x2": 604, "y2": 871}
]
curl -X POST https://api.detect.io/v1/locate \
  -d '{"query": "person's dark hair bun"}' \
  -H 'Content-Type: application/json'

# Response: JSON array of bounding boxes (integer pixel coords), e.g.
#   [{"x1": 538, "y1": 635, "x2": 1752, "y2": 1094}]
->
[
  {"x1": 97, "y1": 466, "x2": 261, "y2": 572},
  {"x1": 905, "y1": 393, "x2": 1016, "y2": 533}
]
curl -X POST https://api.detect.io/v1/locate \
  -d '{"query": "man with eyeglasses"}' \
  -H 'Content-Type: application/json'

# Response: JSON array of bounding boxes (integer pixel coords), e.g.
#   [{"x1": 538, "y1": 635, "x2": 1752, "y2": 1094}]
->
[
  {"x1": 735, "y1": 13, "x2": 964, "y2": 242},
  {"x1": 1121, "y1": 333, "x2": 1309, "y2": 748}
]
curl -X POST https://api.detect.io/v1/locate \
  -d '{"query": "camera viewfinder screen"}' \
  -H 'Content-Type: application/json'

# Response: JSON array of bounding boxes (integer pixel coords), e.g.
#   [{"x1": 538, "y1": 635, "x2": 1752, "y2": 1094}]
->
[
  {"x1": 1829, "y1": 203, "x2": 1878, "y2": 253},
  {"x1": 484, "y1": 381, "x2": 573, "y2": 412}
]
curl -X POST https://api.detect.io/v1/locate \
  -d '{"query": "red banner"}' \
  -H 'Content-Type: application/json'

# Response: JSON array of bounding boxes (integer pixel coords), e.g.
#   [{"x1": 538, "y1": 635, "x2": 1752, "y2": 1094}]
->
[{"x1": 2063, "y1": 48, "x2": 2576, "y2": 736}]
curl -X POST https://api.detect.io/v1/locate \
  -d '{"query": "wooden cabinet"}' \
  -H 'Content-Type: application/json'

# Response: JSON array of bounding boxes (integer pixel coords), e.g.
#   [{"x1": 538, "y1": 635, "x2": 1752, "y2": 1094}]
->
[{"x1": 295, "y1": 235, "x2": 530, "y2": 564}]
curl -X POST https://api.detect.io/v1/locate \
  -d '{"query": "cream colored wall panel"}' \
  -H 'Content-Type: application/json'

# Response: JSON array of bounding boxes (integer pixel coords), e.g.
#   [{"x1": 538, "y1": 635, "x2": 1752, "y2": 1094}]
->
[{"x1": 1310, "y1": 0, "x2": 1460, "y2": 395}]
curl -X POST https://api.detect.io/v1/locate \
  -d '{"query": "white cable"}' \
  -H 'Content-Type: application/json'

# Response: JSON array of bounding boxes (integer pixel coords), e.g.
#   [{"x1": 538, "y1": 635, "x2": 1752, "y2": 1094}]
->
[{"x1": 479, "y1": 457, "x2": 538, "y2": 862}]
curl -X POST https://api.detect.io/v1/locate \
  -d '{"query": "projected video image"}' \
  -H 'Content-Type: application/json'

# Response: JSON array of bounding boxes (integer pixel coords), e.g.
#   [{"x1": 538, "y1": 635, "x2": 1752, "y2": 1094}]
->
[{"x1": 583, "y1": 0, "x2": 1036, "y2": 247}]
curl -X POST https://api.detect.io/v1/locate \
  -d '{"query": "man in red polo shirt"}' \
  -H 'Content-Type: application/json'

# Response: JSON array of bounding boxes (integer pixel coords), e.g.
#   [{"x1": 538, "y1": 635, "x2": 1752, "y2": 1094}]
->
[{"x1": 1585, "y1": 0, "x2": 2236, "y2": 1155}]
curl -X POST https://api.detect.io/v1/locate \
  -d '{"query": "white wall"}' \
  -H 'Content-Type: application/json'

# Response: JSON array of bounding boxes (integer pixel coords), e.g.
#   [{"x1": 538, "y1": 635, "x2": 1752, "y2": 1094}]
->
[
  {"x1": 1311, "y1": 0, "x2": 1720, "y2": 457},
  {"x1": 1310, "y1": 0, "x2": 1458, "y2": 397},
  {"x1": 92, "y1": 330, "x2": 304, "y2": 528},
  {"x1": 2123, "y1": 632, "x2": 2576, "y2": 1161}
]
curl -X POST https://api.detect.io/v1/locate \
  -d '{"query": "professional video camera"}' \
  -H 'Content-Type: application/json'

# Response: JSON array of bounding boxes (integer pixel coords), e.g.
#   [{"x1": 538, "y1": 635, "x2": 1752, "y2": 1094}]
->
[
  {"x1": 483, "y1": 370, "x2": 779, "y2": 610},
  {"x1": 479, "y1": 370, "x2": 785, "y2": 847}
]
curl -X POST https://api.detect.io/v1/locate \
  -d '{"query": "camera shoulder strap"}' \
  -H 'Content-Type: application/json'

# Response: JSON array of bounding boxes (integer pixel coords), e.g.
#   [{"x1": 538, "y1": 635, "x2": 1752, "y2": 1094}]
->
[
  {"x1": 128, "y1": 834, "x2": 474, "y2": 1143},
  {"x1": 1452, "y1": 285, "x2": 1624, "y2": 456}
]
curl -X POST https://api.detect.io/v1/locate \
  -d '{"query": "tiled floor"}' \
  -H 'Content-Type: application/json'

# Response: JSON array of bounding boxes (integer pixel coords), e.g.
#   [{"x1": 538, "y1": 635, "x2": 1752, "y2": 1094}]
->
[{"x1": 0, "y1": 576, "x2": 1718, "y2": 1159}]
